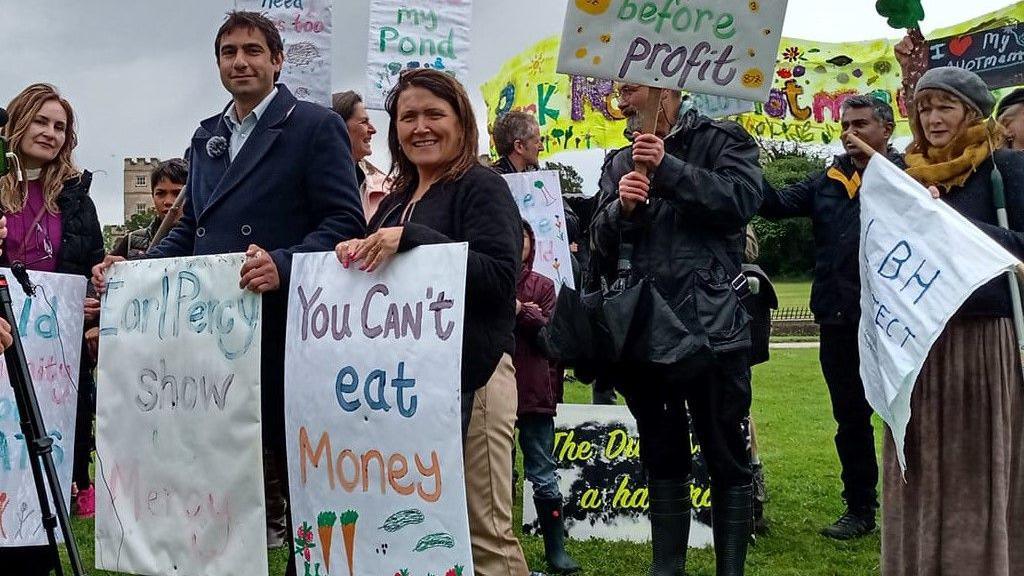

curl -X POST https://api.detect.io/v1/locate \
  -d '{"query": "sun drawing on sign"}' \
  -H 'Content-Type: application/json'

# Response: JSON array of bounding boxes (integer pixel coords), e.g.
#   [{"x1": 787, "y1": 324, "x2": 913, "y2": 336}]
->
[{"x1": 575, "y1": 0, "x2": 611, "y2": 15}]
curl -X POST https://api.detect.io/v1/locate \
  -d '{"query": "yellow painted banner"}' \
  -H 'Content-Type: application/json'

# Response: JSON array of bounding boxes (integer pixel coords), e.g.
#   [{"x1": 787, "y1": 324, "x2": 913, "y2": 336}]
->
[
  {"x1": 736, "y1": 1, "x2": 1022, "y2": 144},
  {"x1": 481, "y1": 2, "x2": 1022, "y2": 150},
  {"x1": 480, "y1": 36, "x2": 630, "y2": 158}
]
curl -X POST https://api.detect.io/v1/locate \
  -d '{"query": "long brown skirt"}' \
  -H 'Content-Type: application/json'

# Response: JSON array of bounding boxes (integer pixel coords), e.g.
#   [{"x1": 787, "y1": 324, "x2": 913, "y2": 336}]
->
[{"x1": 882, "y1": 316, "x2": 1024, "y2": 575}]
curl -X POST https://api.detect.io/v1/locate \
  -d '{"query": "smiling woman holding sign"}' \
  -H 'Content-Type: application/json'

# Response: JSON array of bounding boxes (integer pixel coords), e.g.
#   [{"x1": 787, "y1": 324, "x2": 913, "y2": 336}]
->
[
  {"x1": 880, "y1": 62, "x2": 1024, "y2": 576},
  {"x1": 0, "y1": 83, "x2": 104, "y2": 576},
  {"x1": 334, "y1": 69, "x2": 530, "y2": 576}
]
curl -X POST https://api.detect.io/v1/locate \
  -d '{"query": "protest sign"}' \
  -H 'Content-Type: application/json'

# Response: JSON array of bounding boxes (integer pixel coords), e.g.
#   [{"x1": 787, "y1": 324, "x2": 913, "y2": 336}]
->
[
  {"x1": 95, "y1": 255, "x2": 266, "y2": 576},
  {"x1": 285, "y1": 246, "x2": 472, "y2": 576},
  {"x1": 240, "y1": 0, "x2": 333, "y2": 106},
  {"x1": 858, "y1": 156, "x2": 1020, "y2": 471},
  {"x1": 502, "y1": 171, "x2": 576, "y2": 292},
  {"x1": 0, "y1": 270, "x2": 84, "y2": 547},
  {"x1": 367, "y1": 0, "x2": 473, "y2": 109},
  {"x1": 928, "y1": 23, "x2": 1024, "y2": 90},
  {"x1": 556, "y1": 0, "x2": 788, "y2": 102},
  {"x1": 481, "y1": 37, "x2": 629, "y2": 160},
  {"x1": 522, "y1": 404, "x2": 713, "y2": 547}
]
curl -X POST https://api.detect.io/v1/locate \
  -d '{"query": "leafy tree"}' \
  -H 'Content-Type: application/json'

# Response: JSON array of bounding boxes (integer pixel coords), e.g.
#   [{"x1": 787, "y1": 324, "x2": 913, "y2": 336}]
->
[
  {"x1": 543, "y1": 161, "x2": 584, "y2": 197},
  {"x1": 103, "y1": 208, "x2": 157, "y2": 253},
  {"x1": 752, "y1": 147, "x2": 826, "y2": 278}
]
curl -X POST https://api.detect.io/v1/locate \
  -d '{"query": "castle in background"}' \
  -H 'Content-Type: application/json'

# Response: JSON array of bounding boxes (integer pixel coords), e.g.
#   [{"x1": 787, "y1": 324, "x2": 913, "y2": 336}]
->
[{"x1": 123, "y1": 157, "x2": 161, "y2": 222}]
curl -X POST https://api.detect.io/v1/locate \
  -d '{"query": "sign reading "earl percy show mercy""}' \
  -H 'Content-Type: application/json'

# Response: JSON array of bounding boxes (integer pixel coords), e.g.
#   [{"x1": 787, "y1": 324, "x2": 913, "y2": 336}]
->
[
  {"x1": 0, "y1": 269, "x2": 85, "y2": 548},
  {"x1": 557, "y1": 0, "x2": 789, "y2": 102},
  {"x1": 95, "y1": 255, "x2": 267, "y2": 576},
  {"x1": 522, "y1": 404, "x2": 714, "y2": 548},
  {"x1": 285, "y1": 246, "x2": 472, "y2": 576}
]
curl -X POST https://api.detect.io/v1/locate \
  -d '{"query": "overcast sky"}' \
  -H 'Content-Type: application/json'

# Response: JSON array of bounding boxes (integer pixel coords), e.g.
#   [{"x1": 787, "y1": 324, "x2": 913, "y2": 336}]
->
[{"x1": 0, "y1": 0, "x2": 1016, "y2": 225}]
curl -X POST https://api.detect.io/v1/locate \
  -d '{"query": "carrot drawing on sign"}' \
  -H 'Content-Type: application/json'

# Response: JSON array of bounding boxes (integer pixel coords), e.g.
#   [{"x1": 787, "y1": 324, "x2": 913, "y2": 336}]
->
[
  {"x1": 317, "y1": 511, "x2": 337, "y2": 573},
  {"x1": 340, "y1": 510, "x2": 359, "y2": 576},
  {"x1": 0, "y1": 492, "x2": 8, "y2": 539}
]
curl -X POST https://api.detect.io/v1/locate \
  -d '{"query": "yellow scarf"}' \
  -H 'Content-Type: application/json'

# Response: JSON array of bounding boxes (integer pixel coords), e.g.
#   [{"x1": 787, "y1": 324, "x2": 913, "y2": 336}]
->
[{"x1": 905, "y1": 120, "x2": 1005, "y2": 192}]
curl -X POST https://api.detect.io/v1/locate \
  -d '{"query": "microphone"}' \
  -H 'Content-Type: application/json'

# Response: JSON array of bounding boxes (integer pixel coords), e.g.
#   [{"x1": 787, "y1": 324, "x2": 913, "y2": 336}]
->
[{"x1": 10, "y1": 261, "x2": 36, "y2": 297}]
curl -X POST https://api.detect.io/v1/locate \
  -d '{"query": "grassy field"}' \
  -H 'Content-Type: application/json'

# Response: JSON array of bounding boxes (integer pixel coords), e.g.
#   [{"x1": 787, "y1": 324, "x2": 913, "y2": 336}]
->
[
  {"x1": 773, "y1": 279, "x2": 813, "y2": 311},
  {"x1": 64, "y1": 348, "x2": 882, "y2": 575}
]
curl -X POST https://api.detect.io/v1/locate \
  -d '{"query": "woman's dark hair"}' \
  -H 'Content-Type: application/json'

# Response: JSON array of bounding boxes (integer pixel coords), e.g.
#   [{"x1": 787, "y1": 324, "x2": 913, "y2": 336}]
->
[
  {"x1": 384, "y1": 69, "x2": 479, "y2": 196},
  {"x1": 150, "y1": 158, "x2": 188, "y2": 190},
  {"x1": 332, "y1": 91, "x2": 363, "y2": 121}
]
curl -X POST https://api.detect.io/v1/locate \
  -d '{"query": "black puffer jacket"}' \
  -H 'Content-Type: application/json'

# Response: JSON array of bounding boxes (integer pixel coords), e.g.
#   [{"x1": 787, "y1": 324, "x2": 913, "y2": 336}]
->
[
  {"x1": 1, "y1": 171, "x2": 105, "y2": 278},
  {"x1": 590, "y1": 113, "x2": 764, "y2": 353},
  {"x1": 760, "y1": 151, "x2": 905, "y2": 325}
]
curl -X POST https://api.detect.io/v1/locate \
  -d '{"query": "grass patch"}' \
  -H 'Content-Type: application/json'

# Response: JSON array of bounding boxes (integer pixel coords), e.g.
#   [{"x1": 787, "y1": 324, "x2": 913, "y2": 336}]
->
[
  {"x1": 773, "y1": 280, "x2": 812, "y2": 311},
  {"x1": 65, "y1": 349, "x2": 881, "y2": 575}
]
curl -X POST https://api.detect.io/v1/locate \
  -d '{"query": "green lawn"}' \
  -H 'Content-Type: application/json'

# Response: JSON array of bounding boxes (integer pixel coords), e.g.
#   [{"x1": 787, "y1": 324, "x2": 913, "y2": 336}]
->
[
  {"x1": 65, "y1": 349, "x2": 882, "y2": 575},
  {"x1": 773, "y1": 279, "x2": 812, "y2": 311}
]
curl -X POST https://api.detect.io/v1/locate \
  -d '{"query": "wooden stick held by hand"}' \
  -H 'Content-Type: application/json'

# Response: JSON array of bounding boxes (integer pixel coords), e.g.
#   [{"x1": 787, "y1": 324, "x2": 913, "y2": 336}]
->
[
  {"x1": 636, "y1": 87, "x2": 663, "y2": 179},
  {"x1": 845, "y1": 134, "x2": 877, "y2": 159}
]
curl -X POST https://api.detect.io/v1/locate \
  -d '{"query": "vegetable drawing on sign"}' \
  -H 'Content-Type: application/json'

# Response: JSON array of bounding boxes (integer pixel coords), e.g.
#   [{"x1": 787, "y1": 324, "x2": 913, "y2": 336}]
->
[
  {"x1": 285, "y1": 247, "x2": 474, "y2": 575},
  {"x1": 557, "y1": 0, "x2": 790, "y2": 101}
]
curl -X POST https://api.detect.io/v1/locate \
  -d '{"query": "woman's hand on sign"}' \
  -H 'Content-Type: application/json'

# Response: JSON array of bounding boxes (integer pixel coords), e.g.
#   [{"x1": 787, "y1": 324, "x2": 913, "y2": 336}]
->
[
  {"x1": 928, "y1": 185, "x2": 940, "y2": 199},
  {"x1": 240, "y1": 244, "x2": 280, "y2": 293},
  {"x1": 619, "y1": 171, "x2": 650, "y2": 217},
  {"x1": 632, "y1": 132, "x2": 666, "y2": 171},
  {"x1": 336, "y1": 227, "x2": 403, "y2": 273},
  {"x1": 91, "y1": 255, "x2": 125, "y2": 294}
]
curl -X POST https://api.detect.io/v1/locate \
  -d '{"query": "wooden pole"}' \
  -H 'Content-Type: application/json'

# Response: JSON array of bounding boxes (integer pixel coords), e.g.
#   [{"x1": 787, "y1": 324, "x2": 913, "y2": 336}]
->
[
  {"x1": 147, "y1": 185, "x2": 187, "y2": 250},
  {"x1": 635, "y1": 87, "x2": 663, "y2": 179}
]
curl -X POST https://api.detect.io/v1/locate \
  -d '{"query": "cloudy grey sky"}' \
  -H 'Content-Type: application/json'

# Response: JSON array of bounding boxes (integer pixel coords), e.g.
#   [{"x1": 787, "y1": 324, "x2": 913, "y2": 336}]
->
[{"x1": 0, "y1": 0, "x2": 1015, "y2": 225}]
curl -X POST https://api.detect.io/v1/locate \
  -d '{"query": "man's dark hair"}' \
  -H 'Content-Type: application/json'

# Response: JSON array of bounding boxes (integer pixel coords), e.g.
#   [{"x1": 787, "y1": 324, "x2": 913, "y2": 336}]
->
[
  {"x1": 150, "y1": 158, "x2": 188, "y2": 191},
  {"x1": 332, "y1": 91, "x2": 363, "y2": 122},
  {"x1": 492, "y1": 111, "x2": 538, "y2": 157},
  {"x1": 214, "y1": 11, "x2": 284, "y2": 79},
  {"x1": 841, "y1": 95, "x2": 895, "y2": 126}
]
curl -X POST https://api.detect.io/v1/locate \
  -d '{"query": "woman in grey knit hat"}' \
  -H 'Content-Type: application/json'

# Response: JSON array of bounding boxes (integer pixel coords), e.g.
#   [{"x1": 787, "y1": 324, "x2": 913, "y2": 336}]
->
[{"x1": 884, "y1": 60, "x2": 1024, "y2": 576}]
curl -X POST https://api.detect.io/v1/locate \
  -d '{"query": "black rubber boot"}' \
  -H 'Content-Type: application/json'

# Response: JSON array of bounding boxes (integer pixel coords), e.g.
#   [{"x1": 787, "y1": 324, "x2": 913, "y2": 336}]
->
[
  {"x1": 648, "y1": 479, "x2": 691, "y2": 576},
  {"x1": 535, "y1": 497, "x2": 581, "y2": 574},
  {"x1": 712, "y1": 484, "x2": 752, "y2": 576}
]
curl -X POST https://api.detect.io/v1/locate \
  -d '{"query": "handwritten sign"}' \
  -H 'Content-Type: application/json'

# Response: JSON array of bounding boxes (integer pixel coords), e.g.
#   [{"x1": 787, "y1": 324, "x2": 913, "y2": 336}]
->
[
  {"x1": 285, "y1": 246, "x2": 472, "y2": 576},
  {"x1": 928, "y1": 23, "x2": 1024, "y2": 90},
  {"x1": 522, "y1": 404, "x2": 713, "y2": 547},
  {"x1": 556, "y1": 0, "x2": 788, "y2": 102},
  {"x1": 858, "y1": 156, "x2": 1019, "y2": 471},
  {"x1": 502, "y1": 171, "x2": 576, "y2": 292},
  {"x1": 241, "y1": 0, "x2": 333, "y2": 106},
  {"x1": 366, "y1": 0, "x2": 473, "y2": 109},
  {"x1": 0, "y1": 269, "x2": 84, "y2": 547},
  {"x1": 95, "y1": 255, "x2": 266, "y2": 576}
]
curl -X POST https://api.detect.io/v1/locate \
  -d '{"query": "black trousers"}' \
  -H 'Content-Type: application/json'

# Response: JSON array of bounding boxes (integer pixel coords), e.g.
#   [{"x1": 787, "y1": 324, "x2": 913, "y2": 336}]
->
[
  {"x1": 819, "y1": 323, "x2": 879, "y2": 511},
  {"x1": 613, "y1": 351, "x2": 752, "y2": 488}
]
